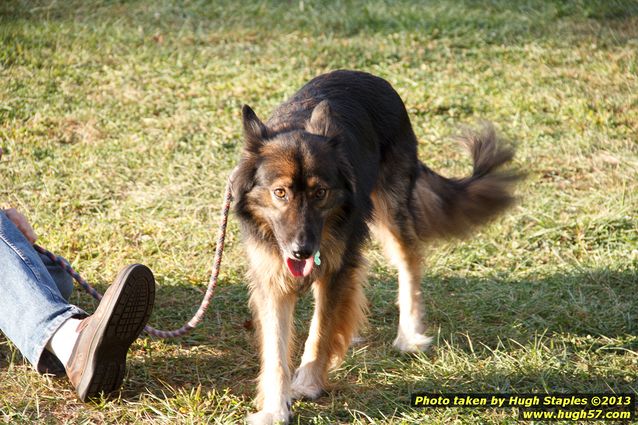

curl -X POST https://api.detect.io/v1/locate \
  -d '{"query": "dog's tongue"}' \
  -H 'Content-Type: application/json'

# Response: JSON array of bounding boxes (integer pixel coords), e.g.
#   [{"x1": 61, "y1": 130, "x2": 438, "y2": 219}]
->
[{"x1": 286, "y1": 257, "x2": 314, "y2": 278}]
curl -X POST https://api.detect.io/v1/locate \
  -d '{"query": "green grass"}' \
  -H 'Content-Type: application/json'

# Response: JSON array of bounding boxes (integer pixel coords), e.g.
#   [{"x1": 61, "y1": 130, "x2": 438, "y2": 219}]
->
[{"x1": 1, "y1": 0, "x2": 637, "y2": 423}]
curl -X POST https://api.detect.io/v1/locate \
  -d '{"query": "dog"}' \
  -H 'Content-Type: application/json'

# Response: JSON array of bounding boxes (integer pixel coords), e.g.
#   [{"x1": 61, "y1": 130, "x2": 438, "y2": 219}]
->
[{"x1": 231, "y1": 70, "x2": 520, "y2": 424}]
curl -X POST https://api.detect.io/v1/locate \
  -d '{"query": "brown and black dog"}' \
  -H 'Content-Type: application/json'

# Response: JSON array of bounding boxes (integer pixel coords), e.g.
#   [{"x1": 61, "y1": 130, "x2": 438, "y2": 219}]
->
[{"x1": 232, "y1": 70, "x2": 520, "y2": 424}]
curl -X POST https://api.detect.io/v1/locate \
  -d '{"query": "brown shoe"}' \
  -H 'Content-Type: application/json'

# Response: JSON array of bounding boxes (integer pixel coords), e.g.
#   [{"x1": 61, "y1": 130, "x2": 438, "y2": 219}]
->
[{"x1": 65, "y1": 264, "x2": 155, "y2": 401}]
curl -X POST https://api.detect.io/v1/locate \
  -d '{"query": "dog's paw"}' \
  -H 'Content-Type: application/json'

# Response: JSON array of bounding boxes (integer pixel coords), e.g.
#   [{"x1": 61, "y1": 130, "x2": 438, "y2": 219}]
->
[
  {"x1": 393, "y1": 331, "x2": 432, "y2": 353},
  {"x1": 291, "y1": 380, "x2": 325, "y2": 401},
  {"x1": 291, "y1": 367, "x2": 325, "y2": 401},
  {"x1": 246, "y1": 410, "x2": 291, "y2": 425}
]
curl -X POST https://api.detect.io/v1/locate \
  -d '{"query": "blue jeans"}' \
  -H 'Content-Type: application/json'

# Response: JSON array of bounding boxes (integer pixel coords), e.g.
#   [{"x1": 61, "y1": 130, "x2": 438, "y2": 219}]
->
[{"x1": 0, "y1": 211, "x2": 86, "y2": 374}]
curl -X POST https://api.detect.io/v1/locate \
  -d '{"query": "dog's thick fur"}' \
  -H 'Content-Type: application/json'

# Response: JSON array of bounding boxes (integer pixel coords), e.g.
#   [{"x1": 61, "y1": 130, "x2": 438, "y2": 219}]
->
[{"x1": 232, "y1": 70, "x2": 520, "y2": 424}]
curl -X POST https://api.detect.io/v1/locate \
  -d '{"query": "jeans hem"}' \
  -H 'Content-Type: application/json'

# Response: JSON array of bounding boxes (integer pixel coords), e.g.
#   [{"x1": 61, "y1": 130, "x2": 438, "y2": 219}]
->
[{"x1": 34, "y1": 305, "x2": 87, "y2": 374}]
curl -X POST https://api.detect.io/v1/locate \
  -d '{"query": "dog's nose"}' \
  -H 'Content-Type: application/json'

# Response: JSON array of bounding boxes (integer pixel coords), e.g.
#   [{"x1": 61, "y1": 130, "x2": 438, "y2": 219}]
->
[{"x1": 292, "y1": 247, "x2": 313, "y2": 260}]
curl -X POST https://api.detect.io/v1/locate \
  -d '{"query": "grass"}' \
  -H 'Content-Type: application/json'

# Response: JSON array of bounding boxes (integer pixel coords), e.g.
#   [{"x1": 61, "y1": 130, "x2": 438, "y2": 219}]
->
[{"x1": 1, "y1": 0, "x2": 637, "y2": 423}]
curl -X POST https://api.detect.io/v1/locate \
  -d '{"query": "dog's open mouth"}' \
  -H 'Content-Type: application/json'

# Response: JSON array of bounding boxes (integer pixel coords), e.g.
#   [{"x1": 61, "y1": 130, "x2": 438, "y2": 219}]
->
[{"x1": 286, "y1": 257, "x2": 314, "y2": 278}]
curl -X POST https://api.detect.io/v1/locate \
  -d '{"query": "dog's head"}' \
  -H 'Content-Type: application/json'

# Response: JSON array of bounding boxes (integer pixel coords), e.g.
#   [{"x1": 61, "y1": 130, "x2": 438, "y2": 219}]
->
[{"x1": 233, "y1": 100, "x2": 354, "y2": 278}]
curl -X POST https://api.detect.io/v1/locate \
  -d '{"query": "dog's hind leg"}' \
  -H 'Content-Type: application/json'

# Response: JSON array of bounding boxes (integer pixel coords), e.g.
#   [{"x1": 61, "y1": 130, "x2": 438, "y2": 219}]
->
[
  {"x1": 291, "y1": 261, "x2": 367, "y2": 400},
  {"x1": 371, "y1": 190, "x2": 432, "y2": 353}
]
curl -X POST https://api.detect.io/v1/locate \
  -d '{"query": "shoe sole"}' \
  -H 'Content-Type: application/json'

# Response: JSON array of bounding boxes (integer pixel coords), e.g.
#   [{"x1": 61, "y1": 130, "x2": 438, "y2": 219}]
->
[{"x1": 76, "y1": 264, "x2": 155, "y2": 401}]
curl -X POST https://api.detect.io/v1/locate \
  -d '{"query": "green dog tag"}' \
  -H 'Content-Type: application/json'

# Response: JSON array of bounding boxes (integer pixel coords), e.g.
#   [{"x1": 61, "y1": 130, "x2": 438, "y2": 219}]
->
[{"x1": 314, "y1": 251, "x2": 321, "y2": 266}]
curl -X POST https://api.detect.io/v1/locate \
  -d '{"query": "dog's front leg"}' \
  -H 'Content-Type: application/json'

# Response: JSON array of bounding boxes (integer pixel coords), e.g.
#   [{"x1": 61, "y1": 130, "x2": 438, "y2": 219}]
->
[
  {"x1": 247, "y1": 283, "x2": 296, "y2": 425},
  {"x1": 292, "y1": 263, "x2": 367, "y2": 400}
]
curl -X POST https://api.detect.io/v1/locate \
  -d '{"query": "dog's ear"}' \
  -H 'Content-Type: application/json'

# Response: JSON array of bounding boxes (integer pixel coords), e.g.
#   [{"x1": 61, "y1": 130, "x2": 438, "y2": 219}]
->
[
  {"x1": 329, "y1": 138, "x2": 357, "y2": 196},
  {"x1": 306, "y1": 100, "x2": 340, "y2": 138},
  {"x1": 242, "y1": 104, "x2": 268, "y2": 154},
  {"x1": 232, "y1": 105, "x2": 267, "y2": 200}
]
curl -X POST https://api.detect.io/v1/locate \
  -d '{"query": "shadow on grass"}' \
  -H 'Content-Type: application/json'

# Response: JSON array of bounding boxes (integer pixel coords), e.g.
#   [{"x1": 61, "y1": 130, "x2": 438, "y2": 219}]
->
[
  {"x1": 416, "y1": 268, "x2": 638, "y2": 343},
  {"x1": 122, "y1": 348, "x2": 258, "y2": 401},
  {"x1": 126, "y1": 267, "x2": 635, "y2": 404},
  {"x1": 1, "y1": 267, "x2": 635, "y2": 411}
]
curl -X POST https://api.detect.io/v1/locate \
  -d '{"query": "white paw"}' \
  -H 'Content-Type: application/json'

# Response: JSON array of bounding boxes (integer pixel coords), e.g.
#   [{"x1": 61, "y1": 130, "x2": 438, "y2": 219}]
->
[
  {"x1": 393, "y1": 331, "x2": 432, "y2": 353},
  {"x1": 291, "y1": 380, "x2": 324, "y2": 401},
  {"x1": 246, "y1": 410, "x2": 290, "y2": 425},
  {"x1": 291, "y1": 367, "x2": 325, "y2": 400}
]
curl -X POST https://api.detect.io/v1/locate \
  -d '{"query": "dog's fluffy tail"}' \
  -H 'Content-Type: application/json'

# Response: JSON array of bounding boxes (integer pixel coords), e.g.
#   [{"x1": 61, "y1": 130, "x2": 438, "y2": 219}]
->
[{"x1": 411, "y1": 124, "x2": 522, "y2": 240}]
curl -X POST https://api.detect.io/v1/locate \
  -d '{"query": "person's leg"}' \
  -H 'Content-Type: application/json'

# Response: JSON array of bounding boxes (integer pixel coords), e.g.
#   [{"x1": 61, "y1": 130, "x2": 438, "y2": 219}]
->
[
  {"x1": 0, "y1": 210, "x2": 156, "y2": 401},
  {"x1": 0, "y1": 210, "x2": 86, "y2": 374},
  {"x1": 38, "y1": 251, "x2": 75, "y2": 302}
]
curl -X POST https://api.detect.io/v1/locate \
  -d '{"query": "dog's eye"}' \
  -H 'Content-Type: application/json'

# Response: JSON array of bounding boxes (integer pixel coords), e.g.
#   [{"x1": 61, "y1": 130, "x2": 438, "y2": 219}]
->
[
  {"x1": 273, "y1": 188, "x2": 286, "y2": 199},
  {"x1": 315, "y1": 188, "x2": 327, "y2": 199}
]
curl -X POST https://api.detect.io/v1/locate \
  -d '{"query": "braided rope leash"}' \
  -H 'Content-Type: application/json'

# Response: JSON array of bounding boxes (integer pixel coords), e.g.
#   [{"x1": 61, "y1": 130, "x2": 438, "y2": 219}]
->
[{"x1": 34, "y1": 175, "x2": 234, "y2": 339}]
